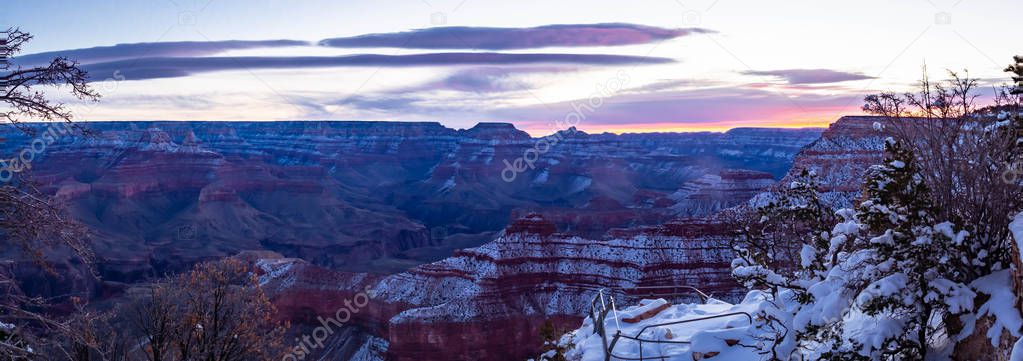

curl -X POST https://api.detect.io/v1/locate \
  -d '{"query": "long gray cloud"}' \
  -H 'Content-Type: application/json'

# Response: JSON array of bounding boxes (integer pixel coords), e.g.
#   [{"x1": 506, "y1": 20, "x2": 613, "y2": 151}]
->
[
  {"x1": 387, "y1": 66, "x2": 576, "y2": 94},
  {"x1": 82, "y1": 53, "x2": 673, "y2": 81},
  {"x1": 318, "y1": 23, "x2": 713, "y2": 50},
  {"x1": 740, "y1": 69, "x2": 875, "y2": 84},
  {"x1": 13, "y1": 40, "x2": 309, "y2": 67}
]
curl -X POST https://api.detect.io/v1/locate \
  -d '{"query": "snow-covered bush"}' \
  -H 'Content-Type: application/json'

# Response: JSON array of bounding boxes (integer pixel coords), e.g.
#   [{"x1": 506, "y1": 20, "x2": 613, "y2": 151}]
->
[
  {"x1": 728, "y1": 135, "x2": 1018, "y2": 360},
  {"x1": 730, "y1": 168, "x2": 836, "y2": 296},
  {"x1": 794, "y1": 139, "x2": 974, "y2": 360}
]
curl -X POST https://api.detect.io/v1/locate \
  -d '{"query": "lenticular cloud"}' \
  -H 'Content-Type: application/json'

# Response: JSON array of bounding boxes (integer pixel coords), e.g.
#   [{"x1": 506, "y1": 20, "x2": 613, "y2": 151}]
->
[{"x1": 318, "y1": 23, "x2": 714, "y2": 50}]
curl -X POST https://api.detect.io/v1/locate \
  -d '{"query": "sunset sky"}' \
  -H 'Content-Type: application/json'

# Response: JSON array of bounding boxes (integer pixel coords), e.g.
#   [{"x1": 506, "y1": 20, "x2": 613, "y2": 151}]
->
[{"x1": 4, "y1": 0, "x2": 1018, "y2": 135}]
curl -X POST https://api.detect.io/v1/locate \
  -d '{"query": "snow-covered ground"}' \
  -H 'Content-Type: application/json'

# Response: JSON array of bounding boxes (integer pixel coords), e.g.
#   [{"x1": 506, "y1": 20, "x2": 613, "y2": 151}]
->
[
  {"x1": 547, "y1": 222, "x2": 1023, "y2": 361},
  {"x1": 550, "y1": 278, "x2": 1022, "y2": 361},
  {"x1": 550, "y1": 292, "x2": 777, "y2": 361}
]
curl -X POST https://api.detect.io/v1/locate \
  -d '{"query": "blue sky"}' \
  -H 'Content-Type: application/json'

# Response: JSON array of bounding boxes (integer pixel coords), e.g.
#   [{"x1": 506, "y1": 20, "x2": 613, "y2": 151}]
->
[{"x1": 3, "y1": 0, "x2": 1018, "y2": 134}]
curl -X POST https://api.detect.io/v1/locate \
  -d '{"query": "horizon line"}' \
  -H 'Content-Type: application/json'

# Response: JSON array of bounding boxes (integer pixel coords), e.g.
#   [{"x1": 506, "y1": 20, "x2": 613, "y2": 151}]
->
[{"x1": 5, "y1": 118, "x2": 862, "y2": 138}]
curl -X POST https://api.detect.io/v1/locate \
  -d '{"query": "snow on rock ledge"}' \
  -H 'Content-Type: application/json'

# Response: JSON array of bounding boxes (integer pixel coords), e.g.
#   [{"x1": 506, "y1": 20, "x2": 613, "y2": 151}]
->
[
  {"x1": 554, "y1": 293, "x2": 774, "y2": 361},
  {"x1": 959, "y1": 270, "x2": 1023, "y2": 346}
]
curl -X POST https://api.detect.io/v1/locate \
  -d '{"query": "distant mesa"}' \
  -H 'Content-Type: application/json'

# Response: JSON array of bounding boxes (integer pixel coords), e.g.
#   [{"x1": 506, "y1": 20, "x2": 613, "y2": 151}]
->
[
  {"x1": 505, "y1": 213, "x2": 558, "y2": 237},
  {"x1": 461, "y1": 122, "x2": 532, "y2": 140}
]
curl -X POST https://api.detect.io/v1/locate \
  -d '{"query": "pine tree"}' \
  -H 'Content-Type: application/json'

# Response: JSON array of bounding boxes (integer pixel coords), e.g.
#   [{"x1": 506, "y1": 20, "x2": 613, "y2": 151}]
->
[
  {"x1": 1002, "y1": 55, "x2": 1023, "y2": 165},
  {"x1": 814, "y1": 139, "x2": 973, "y2": 360},
  {"x1": 1007, "y1": 55, "x2": 1023, "y2": 96}
]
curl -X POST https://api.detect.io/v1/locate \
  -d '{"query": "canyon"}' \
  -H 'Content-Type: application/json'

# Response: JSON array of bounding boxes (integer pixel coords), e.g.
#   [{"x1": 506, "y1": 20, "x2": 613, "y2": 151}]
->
[
  {"x1": 0, "y1": 117, "x2": 892, "y2": 360},
  {"x1": 0, "y1": 120, "x2": 819, "y2": 281}
]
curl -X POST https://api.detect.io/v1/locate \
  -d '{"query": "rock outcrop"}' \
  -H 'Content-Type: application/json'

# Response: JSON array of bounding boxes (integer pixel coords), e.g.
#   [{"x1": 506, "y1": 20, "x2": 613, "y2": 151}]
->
[
  {"x1": 780, "y1": 116, "x2": 887, "y2": 206},
  {"x1": 669, "y1": 169, "x2": 776, "y2": 217}
]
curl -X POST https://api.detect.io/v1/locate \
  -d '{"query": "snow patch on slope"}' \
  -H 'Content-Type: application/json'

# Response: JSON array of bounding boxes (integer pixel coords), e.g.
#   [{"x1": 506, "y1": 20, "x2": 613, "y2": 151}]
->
[{"x1": 961, "y1": 270, "x2": 1023, "y2": 346}]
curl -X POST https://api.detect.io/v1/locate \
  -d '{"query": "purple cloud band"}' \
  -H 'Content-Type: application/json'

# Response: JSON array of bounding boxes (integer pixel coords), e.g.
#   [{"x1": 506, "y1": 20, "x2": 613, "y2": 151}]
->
[
  {"x1": 12, "y1": 40, "x2": 309, "y2": 67},
  {"x1": 14, "y1": 23, "x2": 707, "y2": 69},
  {"x1": 323, "y1": 85, "x2": 860, "y2": 127},
  {"x1": 740, "y1": 69, "x2": 875, "y2": 84},
  {"x1": 318, "y1": 23, "x2": 713, "y2": 50},
  {"x1": 489, "y1": 86, "x2": 861, "y2": 128},
  {"x1": 10, "y1": 23, "x2": 692, "y2": 82},
  {"x1": 81, "y1": 53, "x2": 673, "y2": 80}
]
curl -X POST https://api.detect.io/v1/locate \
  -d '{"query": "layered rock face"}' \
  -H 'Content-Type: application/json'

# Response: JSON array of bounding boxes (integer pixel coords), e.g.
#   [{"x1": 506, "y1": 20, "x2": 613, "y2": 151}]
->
[
  {"x1": 669, "y1": 169, "x2": 776, "y2": 217},
  {"x1": 781, "y1": 116, "x2": 887, "y2": 206},
  {"x1": 0, "y1": 121, "x2": 819, "y2": 283},
  {"x1": 258, "y1": 215, "x2": 741, "y2": 360}
]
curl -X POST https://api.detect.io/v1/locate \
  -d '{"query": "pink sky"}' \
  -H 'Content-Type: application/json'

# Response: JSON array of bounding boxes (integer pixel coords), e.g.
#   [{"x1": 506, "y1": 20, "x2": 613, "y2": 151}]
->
[{"x1": 7, "y1": 0, "x2": 1018, "y2": 133}]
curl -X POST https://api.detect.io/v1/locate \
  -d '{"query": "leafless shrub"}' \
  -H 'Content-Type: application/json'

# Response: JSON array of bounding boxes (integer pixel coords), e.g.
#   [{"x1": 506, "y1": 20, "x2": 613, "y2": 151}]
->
[
  {"x1": 127, "y1": 259, "x2": 288, "y2": 361},
  {"x1": 0, "y1": 174, "x2": 96, "y2": 361},
  {"x1": 862, "y1": 63, "x2": 1023, "y2": 279}
]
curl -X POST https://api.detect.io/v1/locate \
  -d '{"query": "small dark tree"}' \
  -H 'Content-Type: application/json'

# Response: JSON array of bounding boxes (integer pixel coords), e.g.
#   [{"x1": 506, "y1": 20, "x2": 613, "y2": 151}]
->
[
  {"x1": 1007, "y1": 55, "x2": 1023, "y2": 96},
  {"x1": 131, "y1": 288, "x2": 177, "y2": 361},
  {"x1": 536, "y1": 320, "x2": 570, "y2": 361}
]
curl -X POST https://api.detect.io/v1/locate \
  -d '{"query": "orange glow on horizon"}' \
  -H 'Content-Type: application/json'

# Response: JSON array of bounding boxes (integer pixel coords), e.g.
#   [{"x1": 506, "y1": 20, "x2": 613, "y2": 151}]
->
[
  {"x1": 520, "y1": 107, "x2": 866, "y2": 136},
  {"x1": 522, "y1": 117, "x2": 853, "y2": 137},
  {"x1": 523, "y1": 121, "x2": 830, "y2": 137},
  {"x1": 574, "y1": 120, "x2": 833, "y2": 135}
]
